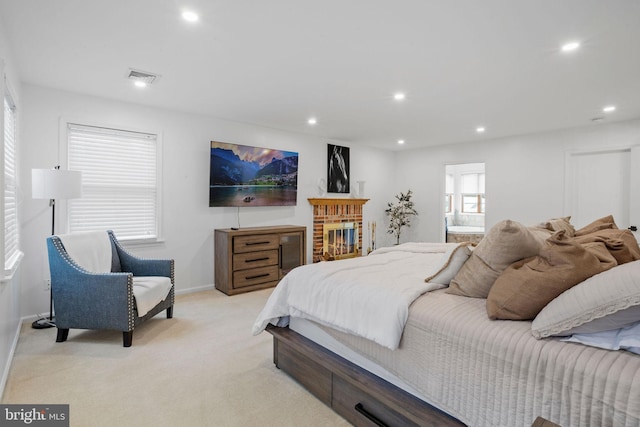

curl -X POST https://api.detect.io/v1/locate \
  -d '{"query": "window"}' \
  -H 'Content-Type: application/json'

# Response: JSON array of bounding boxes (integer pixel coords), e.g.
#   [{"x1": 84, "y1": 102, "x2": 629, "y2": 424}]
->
[
  {"x1": 461, "y1": 172, "x2": 485, "y2": 214},
  {"x1": 461, "y1": 194, "x2": 485, "y2": 213},
  {"x1": 444, "y1": 173, "x2": 453, "y2": 214},
  {"x1": 444, "y1": 194, "x2": 452, "y2": 214},
  {"x1": 3, "y1": 94, "x2": 20, "y2": 273},
  {"x1": 67, "y1": 123, "x2": 161, "y2": 241}
]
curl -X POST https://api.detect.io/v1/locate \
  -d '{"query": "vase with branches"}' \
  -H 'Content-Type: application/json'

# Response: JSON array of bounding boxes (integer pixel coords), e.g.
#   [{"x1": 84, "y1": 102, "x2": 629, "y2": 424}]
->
[{"x1": 385, "y1": 189, "x2": 418, "y2": 245}]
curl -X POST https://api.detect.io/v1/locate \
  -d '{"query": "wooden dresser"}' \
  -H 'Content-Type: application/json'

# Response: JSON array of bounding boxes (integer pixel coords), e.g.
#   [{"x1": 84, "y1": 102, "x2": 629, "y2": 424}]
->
[{"x1": 214, "y1": 225, "x2": 306, "y2": 295}]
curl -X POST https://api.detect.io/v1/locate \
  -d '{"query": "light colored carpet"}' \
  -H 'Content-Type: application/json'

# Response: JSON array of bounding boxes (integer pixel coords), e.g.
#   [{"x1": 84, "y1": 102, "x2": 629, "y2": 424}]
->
[{"x1": 2, "y1": 289, "x2": 350, "y2": 427}]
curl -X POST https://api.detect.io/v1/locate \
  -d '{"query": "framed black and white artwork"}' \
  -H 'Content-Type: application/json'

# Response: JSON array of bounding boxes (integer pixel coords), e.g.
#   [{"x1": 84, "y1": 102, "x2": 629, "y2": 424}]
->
[{"x1": 327, "y1": 144, "x2": 350, "y2": 193}]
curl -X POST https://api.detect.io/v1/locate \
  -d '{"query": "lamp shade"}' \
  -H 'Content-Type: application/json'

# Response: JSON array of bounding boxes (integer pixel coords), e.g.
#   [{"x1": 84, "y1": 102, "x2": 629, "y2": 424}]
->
[{"x1": 32, "y1": 168, "x2": 82, "y2": 200}]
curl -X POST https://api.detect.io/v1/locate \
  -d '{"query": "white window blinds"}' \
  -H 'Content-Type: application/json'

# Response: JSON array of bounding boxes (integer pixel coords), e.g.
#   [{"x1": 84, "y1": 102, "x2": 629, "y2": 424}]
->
[
  {"x1": 3, "y1": 95, "x2": 19, "y2": 269},
  {"x1": 67, "y1": 123, "x2": 159, "y2": 240}
]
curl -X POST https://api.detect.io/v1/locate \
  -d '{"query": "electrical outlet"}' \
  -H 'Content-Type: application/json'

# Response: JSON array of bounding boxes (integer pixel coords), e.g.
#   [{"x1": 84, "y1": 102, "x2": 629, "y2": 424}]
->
[{"x1": 44, "y1": 279, "x2": 51, "y2": 291}]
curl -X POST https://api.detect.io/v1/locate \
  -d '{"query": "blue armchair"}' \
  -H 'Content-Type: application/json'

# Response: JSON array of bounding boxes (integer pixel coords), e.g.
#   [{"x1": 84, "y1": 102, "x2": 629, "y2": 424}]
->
[{"x1": 47, "y1": 230, "x2": 174, "y2": 347}]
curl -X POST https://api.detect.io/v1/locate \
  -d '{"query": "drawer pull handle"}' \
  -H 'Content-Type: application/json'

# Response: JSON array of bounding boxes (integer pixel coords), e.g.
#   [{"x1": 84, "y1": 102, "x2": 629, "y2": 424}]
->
[
  {"x1": 245, "y1": 241, "x2": 271, "y2": 246},
  {"x1": 246, "y1": 257, "x2": 270, "y2": 263},
  {"x1": 245, "y1": 273, "x2": 270, "y2": 280},
  {"x1": 354, "y1": 403, "x2": 388, "y2": 427}
]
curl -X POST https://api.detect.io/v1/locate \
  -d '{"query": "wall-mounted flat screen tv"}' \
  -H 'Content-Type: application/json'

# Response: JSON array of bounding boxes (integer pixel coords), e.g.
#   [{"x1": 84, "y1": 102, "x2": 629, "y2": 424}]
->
[{"x1": 210, "y1": 140, "x2": 299, "y2": 207}]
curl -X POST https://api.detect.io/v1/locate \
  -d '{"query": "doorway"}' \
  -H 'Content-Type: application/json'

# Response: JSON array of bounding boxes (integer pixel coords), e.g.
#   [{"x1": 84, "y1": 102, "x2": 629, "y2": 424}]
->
[
  {"x1": 565, "y1": 147, "x2": 639, "y2": 234},
  {"x1": 444, "y1": 163, "x2": 486, "y2": 243}
]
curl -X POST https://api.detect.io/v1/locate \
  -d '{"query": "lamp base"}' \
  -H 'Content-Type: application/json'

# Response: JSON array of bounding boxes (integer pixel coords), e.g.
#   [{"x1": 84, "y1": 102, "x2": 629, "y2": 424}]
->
[{"x1": 32, "y1": 317, "x2": 55, "y2": 329}]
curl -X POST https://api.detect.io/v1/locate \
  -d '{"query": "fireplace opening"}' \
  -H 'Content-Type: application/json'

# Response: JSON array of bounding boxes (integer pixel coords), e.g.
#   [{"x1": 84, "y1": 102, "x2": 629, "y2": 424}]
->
[{"x1": 323, "y1": 222, "x2": 359, "y2": 260}]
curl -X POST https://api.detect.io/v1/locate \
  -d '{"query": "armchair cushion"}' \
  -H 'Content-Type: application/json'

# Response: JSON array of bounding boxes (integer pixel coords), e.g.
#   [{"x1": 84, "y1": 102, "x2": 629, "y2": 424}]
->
[{"x1": 133, "y1": 276, "x2": 173, "y2": 316}]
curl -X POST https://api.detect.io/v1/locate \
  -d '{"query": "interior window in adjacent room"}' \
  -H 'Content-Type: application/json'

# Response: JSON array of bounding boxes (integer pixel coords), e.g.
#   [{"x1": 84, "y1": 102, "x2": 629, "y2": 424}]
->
[
  {"x1": 461, "y1": 172, "x2": 485, "y2": 214},
  {"x1": 445, "y1": 173, "x2": 453, "y2": 214},
  {"x1": 67, "y1": 123, "x2": 161, "y2": 241}
]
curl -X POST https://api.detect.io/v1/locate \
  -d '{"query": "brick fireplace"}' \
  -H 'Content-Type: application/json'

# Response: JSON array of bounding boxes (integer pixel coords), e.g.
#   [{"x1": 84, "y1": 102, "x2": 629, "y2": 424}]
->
[{"x1": 308, "y1": 198, "x2": 369, "y2": 262}]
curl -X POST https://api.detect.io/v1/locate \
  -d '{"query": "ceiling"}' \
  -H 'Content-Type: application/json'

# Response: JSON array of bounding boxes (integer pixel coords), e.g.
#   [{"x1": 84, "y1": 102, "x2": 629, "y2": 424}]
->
[{"x1": 1, "y1": 0, "x2": 639, "y2": 151}]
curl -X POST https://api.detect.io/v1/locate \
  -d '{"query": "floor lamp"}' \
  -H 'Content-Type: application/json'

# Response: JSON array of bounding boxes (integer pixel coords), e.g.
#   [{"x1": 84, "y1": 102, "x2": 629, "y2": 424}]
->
[{"x1": 31, "y1": 166, "x2": 82, "y2": 329}]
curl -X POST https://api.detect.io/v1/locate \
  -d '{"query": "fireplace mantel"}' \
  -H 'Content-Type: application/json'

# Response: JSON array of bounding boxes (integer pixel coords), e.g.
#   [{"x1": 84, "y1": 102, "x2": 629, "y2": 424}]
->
[
  {"x1": 308, "y1": 198, "x2": 369, "y2": 206},
  {"x1": 308, "y1": 198, "x2": 369, "y2": 262}
]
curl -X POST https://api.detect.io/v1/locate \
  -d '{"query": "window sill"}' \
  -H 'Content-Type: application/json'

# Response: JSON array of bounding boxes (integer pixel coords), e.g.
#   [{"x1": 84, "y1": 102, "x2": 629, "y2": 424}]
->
[
  {"x1": 120, "y1": 237, "x2": 166, "y2": 248},
  {"x1": 1, "y1": 251, "x2": 24, "y2": 283}
]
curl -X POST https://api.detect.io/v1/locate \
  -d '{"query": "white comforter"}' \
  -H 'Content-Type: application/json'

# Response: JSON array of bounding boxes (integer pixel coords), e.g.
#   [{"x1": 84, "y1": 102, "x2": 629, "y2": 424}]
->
[{"x1": 252, "y1": 243, "x2": 464, "y2": 350}]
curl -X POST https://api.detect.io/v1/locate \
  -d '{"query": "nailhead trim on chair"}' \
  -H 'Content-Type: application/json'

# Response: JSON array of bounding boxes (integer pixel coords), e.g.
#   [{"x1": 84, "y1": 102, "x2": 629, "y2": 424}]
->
[
  {"x1": 51, "y1": 237, "x2": 92, "y2": 274},
  {"x1": 127, "y1": 275, "x2": 134, "y2": 330},
  {"x1": 170, "y1": 259, "x2": 175, "y2": 305}
]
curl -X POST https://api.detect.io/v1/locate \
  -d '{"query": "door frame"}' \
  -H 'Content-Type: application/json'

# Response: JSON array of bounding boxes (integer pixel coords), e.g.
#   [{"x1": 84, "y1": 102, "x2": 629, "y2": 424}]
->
[
  {"x1": 563, "y1": 145, "x2": 638, "y2": 230},
  {"x1": 442, "y1": 162, "x2": 486, "y2": 243}
]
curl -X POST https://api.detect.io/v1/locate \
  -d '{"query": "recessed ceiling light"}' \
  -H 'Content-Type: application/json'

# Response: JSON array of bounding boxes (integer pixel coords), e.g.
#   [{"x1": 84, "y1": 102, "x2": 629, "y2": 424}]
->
[
  {"x1": 476, "y1": 127, "x2": 485, "y2": 133},
  {"x1": 397, "y1": 139, "x2": 405, "y2": 145},
  {"x1": 603, "y1": 105, "x2": 616, "y2": 113},
  {"x1": 393, "y1": 93, "x2": 406, "y2": 101},
  {"x1": 307, "y1": 118, "x2": 317, "y2": 125},
  {"x1": 561, "y1": 41, "x2": 580, "y2": 52},
  {"x1": 133, "y1": 80, "x2": 147, "y2": 88},
  {"x1": 182, "y1": 11, "x2": 199, "y2": 22}
]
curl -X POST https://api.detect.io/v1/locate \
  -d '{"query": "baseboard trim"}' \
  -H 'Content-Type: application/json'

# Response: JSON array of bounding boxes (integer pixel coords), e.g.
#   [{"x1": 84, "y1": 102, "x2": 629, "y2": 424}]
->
[
  {"x1": 0, "y1": 318, "x2": 22, "y2": 401},
  {"x1": 174, "y1": 284, "x2": 215, "y2": 295}
]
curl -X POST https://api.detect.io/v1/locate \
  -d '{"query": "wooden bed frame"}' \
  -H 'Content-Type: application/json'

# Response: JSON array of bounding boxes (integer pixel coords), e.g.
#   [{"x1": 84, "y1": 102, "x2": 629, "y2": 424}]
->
[{"x1": 266, "y1": 324, "x2": 465, "y2": 427}]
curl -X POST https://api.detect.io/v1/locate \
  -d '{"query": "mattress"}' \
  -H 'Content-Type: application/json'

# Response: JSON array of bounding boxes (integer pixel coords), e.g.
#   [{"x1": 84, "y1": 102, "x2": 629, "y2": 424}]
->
[{"x1": 292, "y1": 288, "x2": 640, "y2": 427}]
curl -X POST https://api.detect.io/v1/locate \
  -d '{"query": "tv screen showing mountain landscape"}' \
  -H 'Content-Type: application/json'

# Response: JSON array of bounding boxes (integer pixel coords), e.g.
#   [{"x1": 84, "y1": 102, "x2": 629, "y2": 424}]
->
[{"x1": 210, "y1": 141, "x2": 299, "y2": 207}]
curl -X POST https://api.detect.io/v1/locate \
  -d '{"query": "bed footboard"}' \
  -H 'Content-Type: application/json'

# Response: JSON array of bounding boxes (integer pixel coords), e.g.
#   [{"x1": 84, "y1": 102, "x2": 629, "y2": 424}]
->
[{"x1": 266, "y1": 325, "x2": 465, "y2": 427}]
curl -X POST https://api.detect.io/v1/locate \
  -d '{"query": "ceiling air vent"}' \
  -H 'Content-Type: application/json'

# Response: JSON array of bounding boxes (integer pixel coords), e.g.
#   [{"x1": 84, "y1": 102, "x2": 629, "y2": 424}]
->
[{"x1": 126, "y1": 68, "x2": 160, "y2": 86}]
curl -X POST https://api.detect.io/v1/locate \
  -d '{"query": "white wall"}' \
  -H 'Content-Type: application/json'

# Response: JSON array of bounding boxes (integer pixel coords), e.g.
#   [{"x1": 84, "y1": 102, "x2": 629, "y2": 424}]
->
[
  {"x1": 19, "y1": 84, "x2": 395, "y2": 318},
  {"x1": 0, "y1": 19, "x2": 23, "y2": 398},
  {"x1": 395, "y1": 119, "x2": 640, "y2": 243}
]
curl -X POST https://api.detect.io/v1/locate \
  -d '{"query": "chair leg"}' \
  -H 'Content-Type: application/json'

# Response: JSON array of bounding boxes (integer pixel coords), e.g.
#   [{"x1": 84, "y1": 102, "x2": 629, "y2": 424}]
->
[
  {"x1": 123, "y1": 331, "x2": 133, "y2": 347},
  {"x1": 166, "y1": 306, "x2": 173, "y2": 319},
  {"x1": 56, "y1": 328, "x2": 69, "y2": 343}
]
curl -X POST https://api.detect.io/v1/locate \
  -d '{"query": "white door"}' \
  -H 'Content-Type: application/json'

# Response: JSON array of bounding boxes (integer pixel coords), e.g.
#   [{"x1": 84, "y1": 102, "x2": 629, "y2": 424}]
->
[{"x1": 565, "y1": 146, "x2": 639, "y2": 235}]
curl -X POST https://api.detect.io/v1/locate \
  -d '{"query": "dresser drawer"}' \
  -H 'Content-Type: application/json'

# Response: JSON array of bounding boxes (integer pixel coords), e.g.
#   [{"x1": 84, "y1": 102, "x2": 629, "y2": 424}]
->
[
  {"x1": 233, "y1": 234, "x2": 279, "y2": 253},
  {"x1": 233, "y1": 265, "x2": 279, "y2": 288},
  {"x1": 332, "y1": 376, "x2": 419, "y2": 427},
  {"x1": 233, "y1": 249, "x2": 278, "y2": 271}
]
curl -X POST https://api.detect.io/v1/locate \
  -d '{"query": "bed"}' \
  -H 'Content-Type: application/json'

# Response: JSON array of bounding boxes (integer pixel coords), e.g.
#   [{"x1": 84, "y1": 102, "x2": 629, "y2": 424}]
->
[{"x1": 253, "y1": 216, "x2": 640, "y2": 427}]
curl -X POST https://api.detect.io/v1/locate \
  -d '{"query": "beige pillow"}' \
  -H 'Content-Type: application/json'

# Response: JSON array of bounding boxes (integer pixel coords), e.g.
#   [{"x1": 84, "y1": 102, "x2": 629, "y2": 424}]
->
[
  {"x1": 486, "y1": 232, "x2": 617, "y2": 320},
  {"x1": 447, "y1": 219, "x2": 547, "y2": 298},
  {"x1": 574, "y1": 214, "x2": 618, "y2": 237},
  {"x1": 541, "y1": 216, "x2": 575, "y2": 237},
  {"x1": 532, "y1": 260, "x2": 640, "y2": 338}
]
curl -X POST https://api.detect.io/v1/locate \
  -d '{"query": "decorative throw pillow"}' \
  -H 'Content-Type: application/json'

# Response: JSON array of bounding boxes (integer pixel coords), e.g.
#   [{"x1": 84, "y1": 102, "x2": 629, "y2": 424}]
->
[
  {"x1": 425, "y1": 243, "x2": 472, "y2": 285},
  {"x1": 486, "y1": 231, "x2": 617, "y2": 320},
  {"x1": 573, "y1": 228, "x2": 640, "y2": 265},
  {"x1": 528, "y1": 226, "x2": 553, "y2": 242},
  {"x1": 532, "y1": 260, "x2": 640, "y2": 338},
  {"x1": 447, "y1": 219, "x2": 547, "y2": 298},
  {"x1": 540, "y1": 216, "x2": 576, "y2": 237},
  {"x1": 574, "y1": 214, "x2": 618, "y2": 237}
]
